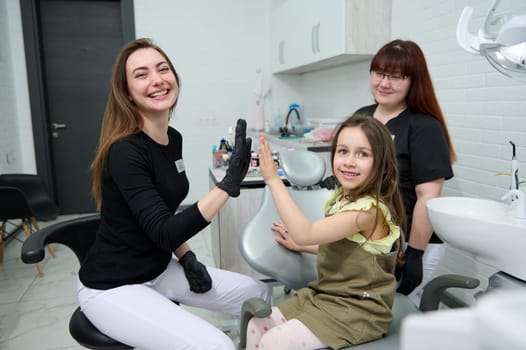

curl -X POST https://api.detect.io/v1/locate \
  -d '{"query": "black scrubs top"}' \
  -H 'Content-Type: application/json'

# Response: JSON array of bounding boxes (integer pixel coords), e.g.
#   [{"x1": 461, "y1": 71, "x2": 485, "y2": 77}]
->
[{"x1": 356, "y1": 105, "x2": 454, "y2": 241}]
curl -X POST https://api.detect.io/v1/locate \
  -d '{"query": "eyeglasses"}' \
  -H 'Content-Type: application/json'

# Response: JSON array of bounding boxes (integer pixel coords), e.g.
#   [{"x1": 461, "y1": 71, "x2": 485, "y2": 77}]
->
[{"x1": 370, "y1": 70, "x2": 408, "y2": 84}]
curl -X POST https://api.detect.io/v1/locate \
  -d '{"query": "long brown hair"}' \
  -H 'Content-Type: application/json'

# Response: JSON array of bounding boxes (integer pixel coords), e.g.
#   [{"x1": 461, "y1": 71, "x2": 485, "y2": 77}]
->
[
  {"x1": 331, "y1": 114, "x2": 406, "y2": 260},
  {"x1": 371, "y1": 39, "x2": 456, "y2": 163},
  {"x1": 90, "y1": 38, "x2": 180, "y2": 210}
]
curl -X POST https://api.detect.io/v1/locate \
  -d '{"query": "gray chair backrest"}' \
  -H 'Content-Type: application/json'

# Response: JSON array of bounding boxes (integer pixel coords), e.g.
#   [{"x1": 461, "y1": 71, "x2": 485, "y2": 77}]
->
[
  {"x1": 280, "y1": 150, "x2": 326, "y2": 188},
  {"x1": 240, "y1": 186, "x2": 331, "y2": 290},
  {"x1": 240, "y1": 150, "x2": 332, "y2": 290}
]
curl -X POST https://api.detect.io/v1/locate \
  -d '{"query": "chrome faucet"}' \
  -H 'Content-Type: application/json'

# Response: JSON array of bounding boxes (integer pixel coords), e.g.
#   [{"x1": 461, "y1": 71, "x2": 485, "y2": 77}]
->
[
  {"x1": 280, "y1": 104, "x2": 301, "y2": 136},
  {"x1": 510, "y1": 141, "x2": 519, "y2": 190}
]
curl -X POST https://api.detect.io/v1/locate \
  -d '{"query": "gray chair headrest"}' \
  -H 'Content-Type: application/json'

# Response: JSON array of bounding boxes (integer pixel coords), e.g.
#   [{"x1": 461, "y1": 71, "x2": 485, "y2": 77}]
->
[{"x1": 279, "y1": 150, "x2": 326, "y2": 187}]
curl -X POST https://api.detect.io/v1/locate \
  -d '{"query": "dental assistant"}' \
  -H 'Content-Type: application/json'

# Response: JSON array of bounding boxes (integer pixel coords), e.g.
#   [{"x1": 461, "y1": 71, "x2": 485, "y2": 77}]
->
[{"x1": 355, "y1": 39, "x2": 456, "y2": 303}]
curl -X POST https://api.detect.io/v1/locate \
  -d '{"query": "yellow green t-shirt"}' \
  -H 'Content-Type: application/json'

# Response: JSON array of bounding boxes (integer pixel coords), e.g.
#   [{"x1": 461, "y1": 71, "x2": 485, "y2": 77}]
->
[{"x1": 324, "y1": 191, "x2": 400, "y2": 255}]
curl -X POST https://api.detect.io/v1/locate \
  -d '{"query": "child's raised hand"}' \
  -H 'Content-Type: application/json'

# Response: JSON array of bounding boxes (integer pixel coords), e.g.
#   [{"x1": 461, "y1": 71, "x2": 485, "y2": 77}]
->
[{"x1": 258, "y1": 133, "x2": 280, "y2": 185}]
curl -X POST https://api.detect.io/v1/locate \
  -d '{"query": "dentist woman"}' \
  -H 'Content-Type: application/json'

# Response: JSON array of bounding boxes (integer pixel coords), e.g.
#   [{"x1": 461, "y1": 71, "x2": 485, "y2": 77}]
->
[{"x1": 78, "y1": 38, "x2": 270, "y2": 350}]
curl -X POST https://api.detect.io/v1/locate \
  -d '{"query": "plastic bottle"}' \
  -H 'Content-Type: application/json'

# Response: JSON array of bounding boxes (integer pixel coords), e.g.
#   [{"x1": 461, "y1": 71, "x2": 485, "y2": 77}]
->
[
  {"x1": 255, "y1": 102, "x2": 265, "y2": 131},
  {"x1": 264, "y1": 119, "x2": 270, "y2": 133},
  {"x1": 250, "y1": 151, "x2": 259, "y2": 168}
]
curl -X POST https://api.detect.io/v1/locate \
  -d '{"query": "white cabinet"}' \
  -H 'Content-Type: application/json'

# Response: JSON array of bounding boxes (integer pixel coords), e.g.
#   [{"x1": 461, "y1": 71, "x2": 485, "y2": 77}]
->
[
  {"x1": 270, "y1": 0, "x2": 391, "y2": 74},
  {"x1": 209, "y1": 170, "x2": 269, "y2": 279},
  {"x1": 270, "y1": 0, "x2": 301, "y2": 72}
]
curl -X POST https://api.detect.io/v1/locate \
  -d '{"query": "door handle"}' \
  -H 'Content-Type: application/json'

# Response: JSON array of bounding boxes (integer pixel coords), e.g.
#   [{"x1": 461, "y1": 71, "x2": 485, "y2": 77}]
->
[
  {"x1": 51, "y1": 122, "x2": 67, "y2": 130},
  {"x1": 51, "y1": 122, "x2": 67, "y2": 139}
]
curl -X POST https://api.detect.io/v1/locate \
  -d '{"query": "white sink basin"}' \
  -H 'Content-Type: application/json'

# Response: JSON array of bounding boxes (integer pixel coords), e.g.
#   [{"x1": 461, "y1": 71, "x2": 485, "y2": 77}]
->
[{"x1": 427, "y1": 196, "x2": 526, "y2": 281}]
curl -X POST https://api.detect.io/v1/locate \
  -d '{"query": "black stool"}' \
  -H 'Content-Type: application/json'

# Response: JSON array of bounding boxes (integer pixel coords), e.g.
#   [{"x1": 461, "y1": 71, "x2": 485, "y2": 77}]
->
[
  {"x1": 69, "y1": 307, "x2": 132, "y2": 349},
  {"x1": 21, "y1": 214, "x2": 133, "y2": 349}
]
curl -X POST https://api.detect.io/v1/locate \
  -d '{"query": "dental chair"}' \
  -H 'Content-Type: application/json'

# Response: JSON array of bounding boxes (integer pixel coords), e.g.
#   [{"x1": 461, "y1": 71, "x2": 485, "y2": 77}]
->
[{"x1": 238, "y1": 150, "x2": 480, "y2": 350}]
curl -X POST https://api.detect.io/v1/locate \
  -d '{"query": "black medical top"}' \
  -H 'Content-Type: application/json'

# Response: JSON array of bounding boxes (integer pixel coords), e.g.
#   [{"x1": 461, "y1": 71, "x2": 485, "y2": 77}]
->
[
  {"x1": 79, "y1": 127, "x2": 209, "y2": 289},
  {"x1": 356, "y1": 105, "x2": 454, "y2": 241}
]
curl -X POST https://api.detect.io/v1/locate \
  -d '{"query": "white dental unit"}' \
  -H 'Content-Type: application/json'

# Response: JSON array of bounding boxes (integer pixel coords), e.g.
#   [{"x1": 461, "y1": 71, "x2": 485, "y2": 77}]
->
[{"x1": 402, "y1": 1, "x2": 526, "y2": 349}]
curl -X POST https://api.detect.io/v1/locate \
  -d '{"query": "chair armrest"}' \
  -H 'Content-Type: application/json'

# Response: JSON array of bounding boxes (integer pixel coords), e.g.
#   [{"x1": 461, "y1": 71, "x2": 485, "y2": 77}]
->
[
  {"x1": 238, "y1": 298, "x2": 272, "y2": 350},
  {"x1": 21, "y1": 227, "x2": 48, "y2": 264},
  {"x1": 21, "y1": 214, "x2": 101, "y2": 265},
  {"x1": 419, "y1": 274, "x2": 480, "y2": 312}
]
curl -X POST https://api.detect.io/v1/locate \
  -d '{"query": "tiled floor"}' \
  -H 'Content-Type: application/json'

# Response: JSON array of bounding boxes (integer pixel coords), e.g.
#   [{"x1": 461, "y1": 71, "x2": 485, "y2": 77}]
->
[{"x1": 0, "y1": 215, "x2": 282, "y2": 349}]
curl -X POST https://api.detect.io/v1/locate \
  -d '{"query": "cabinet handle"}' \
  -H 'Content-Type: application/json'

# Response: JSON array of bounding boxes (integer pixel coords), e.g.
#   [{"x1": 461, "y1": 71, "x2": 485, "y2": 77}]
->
[{"x1": 315, "y1": 23, "x2": 320, "y2": 53}]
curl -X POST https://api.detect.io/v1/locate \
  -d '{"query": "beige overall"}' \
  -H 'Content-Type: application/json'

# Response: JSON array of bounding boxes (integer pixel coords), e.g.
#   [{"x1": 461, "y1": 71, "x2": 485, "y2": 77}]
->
[{"x1": 277, "y1": 238, "x2": 397, "y2": 349}]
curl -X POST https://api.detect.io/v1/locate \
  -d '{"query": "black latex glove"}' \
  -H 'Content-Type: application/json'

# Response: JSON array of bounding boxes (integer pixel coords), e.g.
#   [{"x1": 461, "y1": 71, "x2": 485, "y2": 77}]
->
[
  {"x1": 179, "y1": 250, "x2": 212, "y2": 293},
  {"x1": 217, "y1": 119, "x2": 252, "y2": 197},
  {"x1": 396, "y1": 245, "x2": 424, "y2": 295}
]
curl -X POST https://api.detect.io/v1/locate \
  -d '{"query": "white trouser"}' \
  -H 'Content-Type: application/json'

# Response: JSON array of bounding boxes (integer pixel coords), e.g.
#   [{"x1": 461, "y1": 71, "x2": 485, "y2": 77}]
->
[
  {"x1": 407, "y1": 243, "x2": 445, "y2": 306},
  {"x1": 77, "y1": 258, "x2": 271, "y2": 350}
]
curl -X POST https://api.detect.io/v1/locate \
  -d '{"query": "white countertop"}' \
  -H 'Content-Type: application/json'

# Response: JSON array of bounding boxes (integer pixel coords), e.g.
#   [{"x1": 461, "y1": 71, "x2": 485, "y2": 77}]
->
[
  {"x1": 247, "y1": 130, "x2": 331, "y2": 153},
  {"x1": 209, "y1": 167, "x2": 286, "y2": 188}
]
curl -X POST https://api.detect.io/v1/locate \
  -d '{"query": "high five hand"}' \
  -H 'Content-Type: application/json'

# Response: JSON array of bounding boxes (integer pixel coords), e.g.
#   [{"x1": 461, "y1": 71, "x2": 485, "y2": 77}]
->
[{"x1": 217, "y1": 119, "x2": 252, "y2": 197}]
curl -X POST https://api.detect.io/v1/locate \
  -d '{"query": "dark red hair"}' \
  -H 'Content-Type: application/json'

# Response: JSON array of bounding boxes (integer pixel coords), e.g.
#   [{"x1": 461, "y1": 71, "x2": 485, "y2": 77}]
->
[{"x1": 371, "y1": 39, "x2": 456, "y2": 163}]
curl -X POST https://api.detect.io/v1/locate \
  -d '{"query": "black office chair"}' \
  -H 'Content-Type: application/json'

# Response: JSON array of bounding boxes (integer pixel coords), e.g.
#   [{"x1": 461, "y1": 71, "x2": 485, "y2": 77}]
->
[
  {"x1": 0, "y1": 186, "x2": 56, "y2": 275},
  {"x1": 21, "y1": 214, "x2": 132, "y2": 349},
  {"x1": 0, "y1": 174, "x2": 59, "y2": 270},
  {"x1": 0, "y1": 174, "x2": 59, "y2": 221}
]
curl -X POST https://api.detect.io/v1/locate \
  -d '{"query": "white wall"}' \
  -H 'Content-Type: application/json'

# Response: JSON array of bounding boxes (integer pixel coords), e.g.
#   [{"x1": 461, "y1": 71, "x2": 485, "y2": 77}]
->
[
  {"x1": 2, "y1": 0, "x2": 526, "y2": 207},
  {"x1": 134, "y1": 0, "x2": 271, "y2": 202},
  {"x1": 299, "y1": 0, "x2": 526, "y2": 202},
  {"x1": 301, "y1": 60, "x2": 373, "y2": 120},
  {"x1": 0, "y1": 0, "x2": 35, "y2": 174},
  {"x1": 393, "y1": 0, "x2": 526, "y2": 201}
]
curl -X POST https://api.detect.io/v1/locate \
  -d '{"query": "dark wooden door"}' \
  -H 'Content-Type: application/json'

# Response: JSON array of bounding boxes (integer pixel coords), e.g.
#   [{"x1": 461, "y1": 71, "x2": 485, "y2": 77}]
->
[{"x1": 21, "y1": 0, "x2": 134, "y2": 214}]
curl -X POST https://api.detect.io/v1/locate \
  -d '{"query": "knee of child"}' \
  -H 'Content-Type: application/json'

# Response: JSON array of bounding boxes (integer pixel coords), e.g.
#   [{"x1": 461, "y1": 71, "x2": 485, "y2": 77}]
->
[{"x1": 259, "y1": 327, "x2": 286, "y2": 350}]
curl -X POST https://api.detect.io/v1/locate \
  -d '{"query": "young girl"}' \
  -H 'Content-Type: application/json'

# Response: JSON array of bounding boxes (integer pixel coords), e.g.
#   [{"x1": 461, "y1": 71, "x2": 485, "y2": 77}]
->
[{"x1": 248, "y1": 114, "x2": 405, "y2": 349}]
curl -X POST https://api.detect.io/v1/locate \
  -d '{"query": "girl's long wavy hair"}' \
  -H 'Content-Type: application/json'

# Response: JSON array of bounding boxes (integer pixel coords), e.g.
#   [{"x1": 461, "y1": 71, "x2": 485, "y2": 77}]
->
[
  {"x1": 331, "y1": 114, "x2": 406, "y2": 261},
  {"x1": 371, "y1": 39, "x2": 456, "y2": 163},
  {"x1": 90, "y1": 38, "x2": 180, "y2": 210}
]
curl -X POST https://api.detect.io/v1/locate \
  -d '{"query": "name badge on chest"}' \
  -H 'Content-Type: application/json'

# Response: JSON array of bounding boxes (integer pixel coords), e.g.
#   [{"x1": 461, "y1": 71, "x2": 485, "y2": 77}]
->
[{"x1": 175, "y1": 159, "x2": 185, "y2": 173}]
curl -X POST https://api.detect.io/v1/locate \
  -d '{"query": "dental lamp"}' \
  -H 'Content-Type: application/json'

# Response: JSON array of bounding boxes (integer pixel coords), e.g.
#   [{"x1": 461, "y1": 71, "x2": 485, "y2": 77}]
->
[{"x1": 457, "y1": 0, "x2": 526, "y2": 81}]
